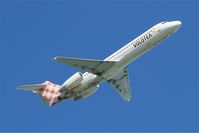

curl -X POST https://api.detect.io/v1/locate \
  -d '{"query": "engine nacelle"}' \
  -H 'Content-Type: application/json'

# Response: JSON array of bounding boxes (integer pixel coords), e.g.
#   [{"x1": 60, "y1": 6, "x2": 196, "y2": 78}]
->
[
  {"x1": 74, "y1": 85, "x2": 99, "y2": 100},
  {"x1": 59, "y1": 72, "x2": 83, "y2": 93}
]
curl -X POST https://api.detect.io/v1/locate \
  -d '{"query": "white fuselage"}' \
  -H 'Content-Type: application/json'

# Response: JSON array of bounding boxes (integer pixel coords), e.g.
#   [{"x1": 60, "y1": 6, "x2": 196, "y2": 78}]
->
[{"x1": 72, "y1": 21, "x2": 181, "y2": 98}]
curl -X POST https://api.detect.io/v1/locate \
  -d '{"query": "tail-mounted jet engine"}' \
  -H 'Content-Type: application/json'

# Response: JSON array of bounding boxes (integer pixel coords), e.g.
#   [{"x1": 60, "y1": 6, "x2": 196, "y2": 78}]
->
[
  {"x1": 74, "y1": 85, "x2": 99, "y2": 100},
  {"x1": 59, "y1": 72, "x2": 83, "y2": 93}
]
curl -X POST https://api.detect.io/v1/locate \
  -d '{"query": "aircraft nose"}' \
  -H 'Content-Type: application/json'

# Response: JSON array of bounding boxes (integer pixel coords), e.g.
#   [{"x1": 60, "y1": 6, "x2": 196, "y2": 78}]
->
[{"x1": 170, "y1": 21, "x2": 182, "y2": 32}]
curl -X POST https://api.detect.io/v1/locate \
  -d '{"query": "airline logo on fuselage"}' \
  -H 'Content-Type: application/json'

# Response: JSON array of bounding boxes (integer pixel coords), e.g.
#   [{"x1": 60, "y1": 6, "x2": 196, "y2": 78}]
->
[{"x1": 133, "y1": 31, "x2": 152, "y2": 48}]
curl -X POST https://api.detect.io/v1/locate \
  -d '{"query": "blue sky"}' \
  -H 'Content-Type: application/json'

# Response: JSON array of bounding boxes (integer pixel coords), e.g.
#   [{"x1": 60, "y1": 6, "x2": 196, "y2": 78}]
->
[{"x1": 0, "y1": 0, "x2": 198, "y2": 132}]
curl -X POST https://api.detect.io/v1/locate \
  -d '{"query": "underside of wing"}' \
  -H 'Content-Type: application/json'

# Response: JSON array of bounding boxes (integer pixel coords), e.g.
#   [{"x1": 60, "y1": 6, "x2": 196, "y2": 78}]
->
[
  {"x1": 108, "y1": 67, "x2": 131, "y2": 102},
  {"x1": 53, "y1": 56, "x2": 117, "y2": 75}
]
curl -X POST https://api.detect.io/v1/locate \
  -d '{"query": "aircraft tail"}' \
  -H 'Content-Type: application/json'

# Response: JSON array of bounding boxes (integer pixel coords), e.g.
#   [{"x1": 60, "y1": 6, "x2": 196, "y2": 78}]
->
[{"x1": 17, "y1": 81, "x2": 61, "y2": 106}]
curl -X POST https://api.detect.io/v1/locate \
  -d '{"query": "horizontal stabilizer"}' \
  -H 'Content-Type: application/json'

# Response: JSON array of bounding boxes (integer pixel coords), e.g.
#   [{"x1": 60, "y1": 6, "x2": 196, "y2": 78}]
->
[
  {"x1": 17, "y1": 81, "x2": 61, "y2": 106},
  {"x1": 17, "y1": 84, "x2": 46, "y2": 91},
  {"x1": 53, "y1": 56, "x2": 117, "y2": 75}
]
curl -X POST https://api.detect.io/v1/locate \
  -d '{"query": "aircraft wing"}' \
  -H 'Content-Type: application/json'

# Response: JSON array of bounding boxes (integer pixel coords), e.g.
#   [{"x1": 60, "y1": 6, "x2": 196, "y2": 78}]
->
[
  {"x1": 17, "y1": 84, "x2": 46, "y2": 91},
  {"x1": 53, "y1": 56, "x2": 117, "y2": 76},
  {"x1": 108, "y1": 67, "x2": 131, "y2": 102}
]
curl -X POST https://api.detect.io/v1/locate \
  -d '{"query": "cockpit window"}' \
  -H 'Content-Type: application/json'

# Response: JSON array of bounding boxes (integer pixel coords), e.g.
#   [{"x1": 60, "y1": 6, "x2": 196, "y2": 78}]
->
[{"x1": 161, "y1": 21, "x2": 168, "y2": 24}]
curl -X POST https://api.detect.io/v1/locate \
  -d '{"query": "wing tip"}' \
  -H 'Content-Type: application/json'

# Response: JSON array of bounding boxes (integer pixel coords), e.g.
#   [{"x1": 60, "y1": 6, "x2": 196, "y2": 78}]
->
[
  {"x1": 52, "y1": 56, "x2": 60, "y2": 61},
  {"x1": 124, "y1": 97, "x2": 131, "y2": 102},
  {"x1": 16, "y1": 85, "x2": 26, "y2": 90},
  {"x1": 52, "y1": 56, "x2": 66, "y2": 62}
]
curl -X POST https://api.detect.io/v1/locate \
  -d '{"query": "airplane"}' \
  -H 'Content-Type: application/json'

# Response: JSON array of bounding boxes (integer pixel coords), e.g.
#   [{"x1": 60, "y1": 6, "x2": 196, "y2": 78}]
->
[{"x1": 17, "y1": 20, "x2": 182, "y2": 106}]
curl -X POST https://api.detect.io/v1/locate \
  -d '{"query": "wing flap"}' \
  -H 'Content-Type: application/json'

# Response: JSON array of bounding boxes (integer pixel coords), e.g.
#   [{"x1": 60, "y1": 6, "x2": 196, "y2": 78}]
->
[{"x1": 53, "y1": 56, "x2": 117, "y2": 75}]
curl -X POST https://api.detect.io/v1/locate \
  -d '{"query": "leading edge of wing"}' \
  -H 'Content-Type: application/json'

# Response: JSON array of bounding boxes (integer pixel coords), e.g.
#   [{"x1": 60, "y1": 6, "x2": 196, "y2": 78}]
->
[{"x1": 53, "y1": 56, "x2": 117, "y2": 75}]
